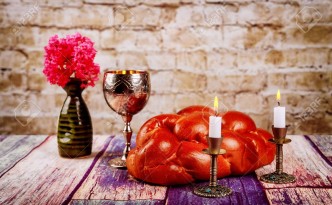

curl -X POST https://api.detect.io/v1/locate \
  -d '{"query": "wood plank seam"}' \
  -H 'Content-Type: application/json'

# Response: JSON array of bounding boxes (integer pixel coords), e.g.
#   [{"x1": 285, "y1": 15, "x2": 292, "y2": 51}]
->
[
  {"x1": 164, "y1": 185, "x2": 170, "y2": 205},
  {"x1": 0, "y1": 135, "x2": 52, "y2": 179},
  {"x1": 304, "y1": 135, "x2": 332, "y2": 167},
  {"x1": 62, "y1": 136, "x2": 114, "y2": 205}
]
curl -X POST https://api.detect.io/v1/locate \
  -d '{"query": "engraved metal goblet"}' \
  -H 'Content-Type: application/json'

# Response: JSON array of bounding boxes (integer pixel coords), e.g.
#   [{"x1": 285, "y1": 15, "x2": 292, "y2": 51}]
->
[{"x1": 103, "y1": 70, "x2": 151, "y2": 168}]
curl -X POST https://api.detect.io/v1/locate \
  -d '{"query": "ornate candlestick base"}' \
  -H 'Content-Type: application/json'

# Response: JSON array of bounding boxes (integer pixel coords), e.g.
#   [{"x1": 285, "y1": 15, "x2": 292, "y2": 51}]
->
[
  {"x1": 260, "y1": 125, "x2": 296, "y2": 184},
  {"x1": 193, "y1": 184, "x2": 232, "y2": 198},
  {"x1": 260, "y1": 171, "x2": 296, "y2": 184},
  {"x1": 193, "y1": 137, "x2": 232, "y2": 198}
]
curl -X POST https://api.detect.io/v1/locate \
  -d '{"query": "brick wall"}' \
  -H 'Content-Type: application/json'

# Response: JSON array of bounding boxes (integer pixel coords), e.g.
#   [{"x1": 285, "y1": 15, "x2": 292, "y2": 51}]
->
[{"x1": 0, "y1": 0, "x2": 331, "y2": 135}]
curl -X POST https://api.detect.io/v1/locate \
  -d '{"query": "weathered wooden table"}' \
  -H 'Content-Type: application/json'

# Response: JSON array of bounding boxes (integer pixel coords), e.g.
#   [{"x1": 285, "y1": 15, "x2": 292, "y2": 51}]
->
[{"x1": 0, "y1": 135, "x2": 331, "y2": 205}]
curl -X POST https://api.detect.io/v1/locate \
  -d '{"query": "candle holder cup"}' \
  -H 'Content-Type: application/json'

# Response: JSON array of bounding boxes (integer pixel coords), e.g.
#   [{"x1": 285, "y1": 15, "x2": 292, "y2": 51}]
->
[
  {"x1": 260, "y1": 125, "x2": 296, "y2": 184},
  {"x1": 193, "y1": 136, "x2": 232, "y2": 198}
]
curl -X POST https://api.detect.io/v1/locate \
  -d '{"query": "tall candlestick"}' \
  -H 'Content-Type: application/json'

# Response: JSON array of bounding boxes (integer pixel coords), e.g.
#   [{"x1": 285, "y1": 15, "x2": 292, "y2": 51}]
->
[
  {"x1": 273, "y1": 89, "x2": 286, "y2": 128},
  {"x1": 259, "y1": 126, "x2": 296, "y2": 184},
  {"x1": 194, "y1": 96, "x2": 232, "y2": 197},
  {"x1": 209, "y1": 96, "x2": 222, "y2": 138}
]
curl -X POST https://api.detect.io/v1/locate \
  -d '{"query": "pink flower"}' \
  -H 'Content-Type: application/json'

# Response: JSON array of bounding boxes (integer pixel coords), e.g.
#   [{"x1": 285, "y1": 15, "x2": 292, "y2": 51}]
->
[{"x1": 43, "y1": 33, "x2": 100, "y2": 88}]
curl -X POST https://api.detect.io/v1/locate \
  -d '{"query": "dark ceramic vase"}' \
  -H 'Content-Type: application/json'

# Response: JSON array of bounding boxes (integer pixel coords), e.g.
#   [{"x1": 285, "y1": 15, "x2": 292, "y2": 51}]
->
[{"x1": 57, "y1": 78, "x2": 92, "y2": 158}]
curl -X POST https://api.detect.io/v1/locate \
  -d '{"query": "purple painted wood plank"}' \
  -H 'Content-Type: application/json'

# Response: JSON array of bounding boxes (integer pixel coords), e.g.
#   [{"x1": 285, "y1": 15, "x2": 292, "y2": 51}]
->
[
  {"x1": 256, "y1": 135, "x2": 332, "y2": 189},
  {"x1": 70, "y1": 199, "x2": 164, "y2": 205},
  {"x1": 0, "y1": 135, "x2": 111, "y2": 205},
  {"x1": 72, "y1": 135, "x2": 167, "y2": 202},
  {"x1": 266, "y1": 188, "x2": 332, "y2": 205},
  {"x1": 166, "y1": 174, "x2": 269, "y2": 205},
  {"x1": 306, "y1": 135, "x2": 332, "y2": 165},
  {"x1": 0, "y1": 135, "x2": 49, "y2": 177}
]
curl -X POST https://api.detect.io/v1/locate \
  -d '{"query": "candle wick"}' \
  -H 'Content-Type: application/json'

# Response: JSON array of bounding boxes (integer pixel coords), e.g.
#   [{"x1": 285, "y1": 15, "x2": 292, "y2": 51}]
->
[
  {"x1": 277, "y1": 102, "x2": 280, "y2": 106},
  {"x1": 214, "y1": 108, "x2": 218, "y2": 116}
]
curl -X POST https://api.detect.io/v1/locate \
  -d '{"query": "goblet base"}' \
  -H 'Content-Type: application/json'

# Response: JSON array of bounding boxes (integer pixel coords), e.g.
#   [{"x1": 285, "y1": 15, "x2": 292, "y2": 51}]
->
[
  {"x1": 260, "y1": 172, "x2": 296, "y2": 184},
  {"x1": 109, "y1": 157, "x2": 126, "y2": 169},
  {"x1": 193, "y1": 185, "x2": 232, "y2": 198}
]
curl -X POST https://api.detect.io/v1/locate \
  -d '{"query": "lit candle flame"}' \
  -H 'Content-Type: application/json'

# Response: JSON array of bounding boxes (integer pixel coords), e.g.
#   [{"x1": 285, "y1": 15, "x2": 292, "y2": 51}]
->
[
  {"x1": 122, "y1": 70, "x2": 126, "y2": 74},
  {"x1": 214, "y1": 96, "x2": 218, "y2": 115},
  {"x1": 276, "y1": 89, "x2": 281, "y2": 106}
]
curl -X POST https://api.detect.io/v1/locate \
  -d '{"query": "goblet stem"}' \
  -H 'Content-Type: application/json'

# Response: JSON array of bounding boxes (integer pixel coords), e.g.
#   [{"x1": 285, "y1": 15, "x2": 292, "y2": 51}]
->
[
  {"x1": 121, "y1": 121, "x2": 132, "y2": 161},
  {"x1": 121, "y1": 115, "x2": 133, "y2": 162},
  {"x1": 108, "y1": 118, "x2": 132, "y2": 169}
]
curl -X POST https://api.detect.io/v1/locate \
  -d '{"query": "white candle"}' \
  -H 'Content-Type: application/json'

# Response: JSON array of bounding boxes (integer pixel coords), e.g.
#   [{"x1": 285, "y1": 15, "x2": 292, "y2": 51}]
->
[
  {"x1": 273, "y1": 90, "x2": 286, "y2": 128},
  {"x1": 209, "y1": 96, "x2": 222, "y2": 138},
  {"x1": 209, "y1": 116, "x2": 221, "y2": 138}
]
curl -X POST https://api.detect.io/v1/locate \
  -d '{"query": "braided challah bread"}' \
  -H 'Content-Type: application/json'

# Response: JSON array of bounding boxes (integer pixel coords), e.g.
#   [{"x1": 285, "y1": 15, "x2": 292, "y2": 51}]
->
[{"x1": 127, "y1": 106, "x2": 275, "y2": 185}]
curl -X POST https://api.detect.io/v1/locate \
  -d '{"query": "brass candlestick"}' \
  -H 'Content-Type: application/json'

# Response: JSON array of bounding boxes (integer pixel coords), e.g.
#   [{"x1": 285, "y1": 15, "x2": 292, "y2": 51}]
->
[
  {"x1": 260, "y1": 125, "x2": 296, "y2": 184},
  {"x1": 193, "y1": 137, "x2": 232, "y2": 198}
]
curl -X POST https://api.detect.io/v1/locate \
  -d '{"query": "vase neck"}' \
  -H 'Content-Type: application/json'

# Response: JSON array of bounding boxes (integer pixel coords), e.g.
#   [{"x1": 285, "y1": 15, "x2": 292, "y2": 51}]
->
[{"x1": 64, "y1": 78, "x2": 85, "y2": 96}]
